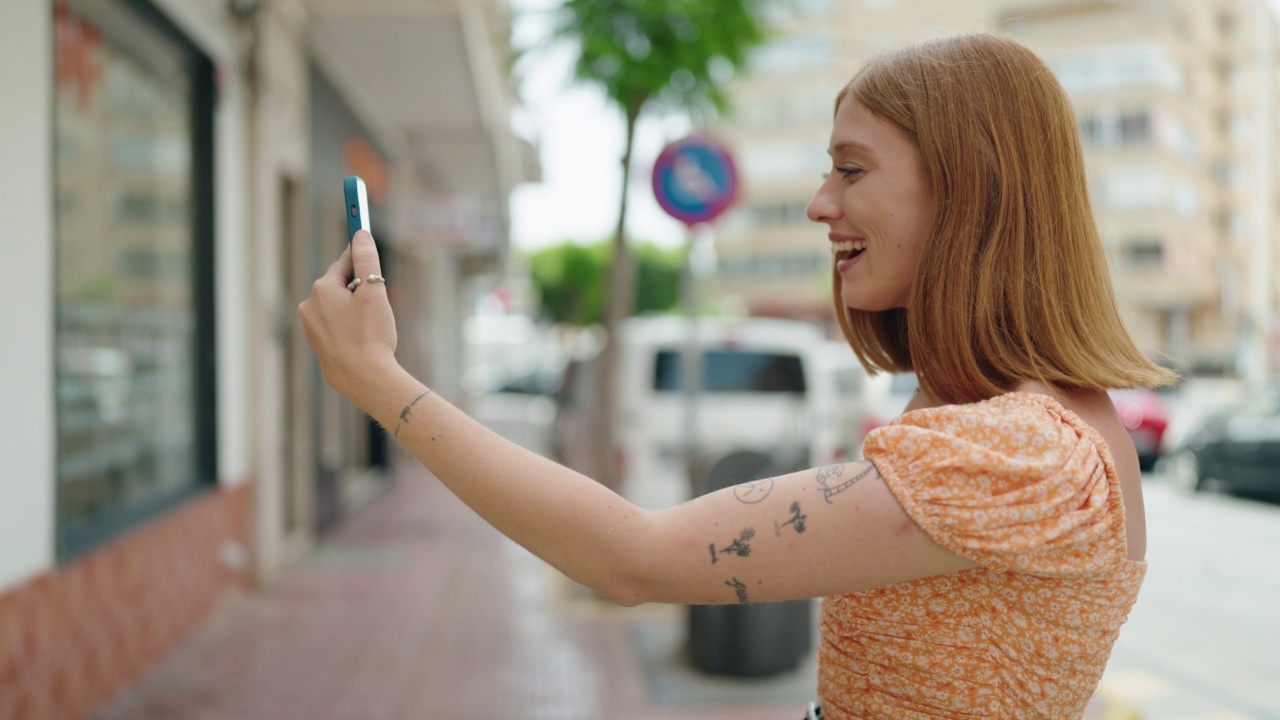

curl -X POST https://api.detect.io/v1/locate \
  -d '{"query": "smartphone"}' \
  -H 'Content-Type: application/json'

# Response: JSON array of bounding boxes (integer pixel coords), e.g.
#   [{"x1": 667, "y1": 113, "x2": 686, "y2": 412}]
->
[{"x1": 343, "y1": 175, "x2": 371, "y2": 242}]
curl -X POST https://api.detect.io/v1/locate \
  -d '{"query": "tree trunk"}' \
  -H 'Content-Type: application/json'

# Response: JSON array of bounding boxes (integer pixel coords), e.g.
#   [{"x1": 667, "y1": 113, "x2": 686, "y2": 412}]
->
[{"x1": 594, "y1": 106, "x2": 641, "y2": 493}]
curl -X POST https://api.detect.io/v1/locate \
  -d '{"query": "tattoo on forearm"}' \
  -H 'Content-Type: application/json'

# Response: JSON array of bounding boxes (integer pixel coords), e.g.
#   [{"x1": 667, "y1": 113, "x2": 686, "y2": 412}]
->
[
  {"x1": 816, "y1": 463, "x2": 876, "y2": 504},
  {"x1": 726, "y1": 577, "x2": 749, "y2": 604},
  {"x1": 393, "y1": 390, "x2": 432, "y2": 439},
  {"x1": 733, "y1": 478, "x2": 774, "y2": 504},
  {"x1": 709, "y1": 527, "x2": 755, "y2": 564},
  {"x1": 775, "y1": 501, "x2": 807, "y2": 536}
]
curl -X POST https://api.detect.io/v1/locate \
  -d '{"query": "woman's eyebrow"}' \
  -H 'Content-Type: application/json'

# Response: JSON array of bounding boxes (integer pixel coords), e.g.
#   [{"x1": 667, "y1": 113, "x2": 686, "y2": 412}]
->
[{"x1": 828, "y1": 139, "x2": 875, "y2": 158}]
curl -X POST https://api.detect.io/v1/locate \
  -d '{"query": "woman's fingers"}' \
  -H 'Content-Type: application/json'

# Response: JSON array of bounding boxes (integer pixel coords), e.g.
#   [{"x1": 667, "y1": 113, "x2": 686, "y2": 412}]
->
[
  {"x1": 324, "y1": 244, "x2": 354, "y2": 285},
  {"x1": 297, "y1": 229, "x2": 399, "y2": 401},
  {"x1": 351, "y1": 230, "x2": 383, "y2": 280}
]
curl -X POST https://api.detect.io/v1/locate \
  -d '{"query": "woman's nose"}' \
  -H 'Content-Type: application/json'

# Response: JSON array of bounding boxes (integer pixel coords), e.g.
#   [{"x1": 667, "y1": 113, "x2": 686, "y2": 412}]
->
[{"x1": 807, "y1": 179, "x2": 841, "y2": 224}]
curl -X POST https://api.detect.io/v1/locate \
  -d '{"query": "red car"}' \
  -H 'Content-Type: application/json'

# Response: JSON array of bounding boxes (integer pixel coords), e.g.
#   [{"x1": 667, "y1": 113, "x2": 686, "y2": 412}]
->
[{"x1": 1108, "y1": 388, "x2": 1170, "y2": 471}]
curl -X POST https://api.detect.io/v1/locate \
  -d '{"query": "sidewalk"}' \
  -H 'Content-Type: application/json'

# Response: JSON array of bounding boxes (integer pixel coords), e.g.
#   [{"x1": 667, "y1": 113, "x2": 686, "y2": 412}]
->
[{"x1": 96, "y1": 451, "x2": 815, "y2": 720}]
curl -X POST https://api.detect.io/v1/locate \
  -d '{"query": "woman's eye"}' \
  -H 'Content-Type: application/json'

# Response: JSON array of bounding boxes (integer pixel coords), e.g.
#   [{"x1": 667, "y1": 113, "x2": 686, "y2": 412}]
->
[{"x1": 823, "y1": 167, "x2": 862, "y2": 180}]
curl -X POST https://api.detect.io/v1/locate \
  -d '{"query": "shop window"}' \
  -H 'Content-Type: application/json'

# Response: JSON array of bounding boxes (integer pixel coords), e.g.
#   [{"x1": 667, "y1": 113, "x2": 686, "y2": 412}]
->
[{"x1": 53, "y1": 0, "x2": 216, "y2": 559}]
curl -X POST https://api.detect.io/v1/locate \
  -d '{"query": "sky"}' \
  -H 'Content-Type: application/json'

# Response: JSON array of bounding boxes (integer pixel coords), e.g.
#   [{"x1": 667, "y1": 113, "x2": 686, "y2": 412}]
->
[
  {"x1": 507, "y1": 0, "x2": 1280, "y2": 253},
  {"x1": 507, "y1": 0, "x2": 692, "y2": 251}
]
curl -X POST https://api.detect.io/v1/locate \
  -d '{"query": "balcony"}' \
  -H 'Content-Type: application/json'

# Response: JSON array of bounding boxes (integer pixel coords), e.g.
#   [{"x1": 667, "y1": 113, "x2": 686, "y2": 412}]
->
[
  {"x1": 304, "y1": 0, "x2": 538, "y2": 265},
  {"x1": 998, "y1": 0, "x2": 1124, "y2": 24}
]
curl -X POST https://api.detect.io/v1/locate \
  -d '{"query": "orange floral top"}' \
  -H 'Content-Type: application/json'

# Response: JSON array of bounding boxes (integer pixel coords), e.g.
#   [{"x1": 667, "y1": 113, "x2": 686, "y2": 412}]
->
[{"x1": 818, "y1": 392, "x2": 1146, "y2": 719}]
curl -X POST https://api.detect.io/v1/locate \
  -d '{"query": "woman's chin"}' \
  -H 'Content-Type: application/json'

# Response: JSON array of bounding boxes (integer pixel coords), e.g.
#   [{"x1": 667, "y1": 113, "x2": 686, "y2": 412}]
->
[{"x1": 841, "y1": 292, "x2": 901, "y2": 313}]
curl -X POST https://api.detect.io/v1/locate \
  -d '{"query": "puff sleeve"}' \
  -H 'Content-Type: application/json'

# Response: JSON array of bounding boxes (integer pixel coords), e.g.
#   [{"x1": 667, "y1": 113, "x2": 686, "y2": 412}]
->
[{"x1": 862, "y1": 393, "x2": 1130, "y2": 578}]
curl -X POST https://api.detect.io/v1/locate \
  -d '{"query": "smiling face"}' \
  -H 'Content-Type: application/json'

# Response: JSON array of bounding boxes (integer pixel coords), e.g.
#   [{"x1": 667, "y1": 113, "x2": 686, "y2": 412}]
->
[{"x1": 807, "y1": 97, "x2": 936, "y2": 312}]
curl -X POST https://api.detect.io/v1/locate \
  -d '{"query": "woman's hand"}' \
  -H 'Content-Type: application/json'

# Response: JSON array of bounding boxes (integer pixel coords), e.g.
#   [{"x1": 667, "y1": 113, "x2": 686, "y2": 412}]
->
[{"x1": 297, "y1": 230, "x2": 400, "y2": 403}]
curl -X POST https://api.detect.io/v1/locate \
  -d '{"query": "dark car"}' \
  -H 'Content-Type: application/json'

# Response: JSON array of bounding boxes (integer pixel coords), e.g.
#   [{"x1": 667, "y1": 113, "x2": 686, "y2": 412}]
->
[
  {"x1": 1167, "y1": 385, "x2": 1280, "y2": 497},
  {"x1": 1108, "y1": 388, "x2": 1170, "y2": 472}
]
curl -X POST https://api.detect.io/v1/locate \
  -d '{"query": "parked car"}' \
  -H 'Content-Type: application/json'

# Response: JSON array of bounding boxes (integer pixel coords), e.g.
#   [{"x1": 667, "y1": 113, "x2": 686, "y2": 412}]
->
[
  {"x1": 1108, "y1": 388, "x2": 1170, "y2": 472},
  {"x1": 812, "y1": 341, "x2": 877, "y2": 464},
  {"x1": 1166, "y1": 384, "x2": 1280, "y2": 497},
  {"x1": 856, "y1": 380, "x2": 1170, "y2": 472},
  {"x1": 552, "y1": 316, "x2": 842, "y2": 507},
  {"x1": 855, "y1": 371, "x2": 919, "y2": 455}
]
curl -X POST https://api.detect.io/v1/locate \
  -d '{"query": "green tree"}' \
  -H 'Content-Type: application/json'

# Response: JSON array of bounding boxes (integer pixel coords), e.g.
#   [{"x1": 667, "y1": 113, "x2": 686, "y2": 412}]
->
[
  {"x1": 632, "y1": 242, "x2": 684, "y2": 318},
  {"x1": 528, "y1": 240, "x2": 684, "y2": 326},
  {"x1": 545, "y1": 0, "x2": 769, "y2": 490}
]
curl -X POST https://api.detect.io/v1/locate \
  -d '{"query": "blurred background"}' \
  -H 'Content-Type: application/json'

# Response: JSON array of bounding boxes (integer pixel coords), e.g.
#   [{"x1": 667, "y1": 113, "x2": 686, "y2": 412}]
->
[{"x1": 1, "y1": 0, "x2": 1278, "y2": 718}]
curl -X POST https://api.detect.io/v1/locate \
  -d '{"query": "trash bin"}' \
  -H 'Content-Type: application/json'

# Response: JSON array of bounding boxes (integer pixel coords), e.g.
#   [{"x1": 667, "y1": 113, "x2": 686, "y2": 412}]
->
[{"x1": 688, "y1": 449, "x2": 814, "y2": 677}]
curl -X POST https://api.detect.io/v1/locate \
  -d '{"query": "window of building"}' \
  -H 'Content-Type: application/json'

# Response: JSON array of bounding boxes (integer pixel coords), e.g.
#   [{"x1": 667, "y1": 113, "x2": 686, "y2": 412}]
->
[
  {"x1": 1217, "y1": 11, "x2": 1237, "y2": 39},
  {"x1": 1079, "y1": 115, "x2": 1104, "y2": 146},
  {"x1": 764, "y1": 0, "x2": 835, "y2": 22},
  {"x1": 1212, "y1": 159, "x2": 1241, "y2": 188},
  {"x1": 1216, "y1": 59, "x2": 1236, "y2": 93},
  {"x1": 1173, "y1": 179, "x2": 1199, "y2": 218},
  {"x1": 795, "y1": 0, "x2": 836, "y2": 15},
  {"x1": 718, "y1": 253, "x2": 825, "y2": 280},
  {"x1": 741, "y1": 90, "x2": 831, "y2": 129},
  {"x1": 1157, "y1": 111, "x2": 1196, "y2": 160},
  {"x1": 1102, "y1": 166, "x2": 1166, "y2": 210},
  {"x1": 53, "y1": 0, "x2": 216, "y2": 560},
  {"x1": 741, "y1": 142, "x2": 828, "y2": 183},
  {"x1": 1122, "y1": 237, "x2": 1164, "y2": 269},
  {"x1": 1051, "y1": 43, "x2": 1184, "y2": 95},
  {"x1": 1118, "y1": 111, "x2": 1152, "y2": 145},
  {"x1": 746, "y1": 200, "x2": 811, "y2": 227},
  {"x1": 749, "y1": 36, "x2": 834, "y2": 75}
]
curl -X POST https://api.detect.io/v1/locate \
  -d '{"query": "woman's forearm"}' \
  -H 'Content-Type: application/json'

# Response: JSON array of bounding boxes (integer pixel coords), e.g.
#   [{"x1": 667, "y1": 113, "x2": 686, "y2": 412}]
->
[{"x1": 354, "y1": 364, "x2": 654, "y2": 605}]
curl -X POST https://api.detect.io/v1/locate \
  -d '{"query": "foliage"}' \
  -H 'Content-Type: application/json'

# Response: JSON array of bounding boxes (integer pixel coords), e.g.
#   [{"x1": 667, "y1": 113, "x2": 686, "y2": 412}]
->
[
  {"x1": 550, "y1": 0, "x2": 770, "y2": 122},
  {"x1": 528, "y1": 0, "x2": 771, "y2": 490},
  {"x1": 527, "y1": 240, "x2": 684, "y2": 326}
]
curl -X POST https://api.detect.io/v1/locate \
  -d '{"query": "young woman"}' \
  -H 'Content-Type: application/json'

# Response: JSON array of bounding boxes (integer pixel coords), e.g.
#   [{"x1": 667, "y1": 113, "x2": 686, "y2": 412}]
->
[{"x1": 299, "y1": 32, "x2": 1173, "y2": 719}]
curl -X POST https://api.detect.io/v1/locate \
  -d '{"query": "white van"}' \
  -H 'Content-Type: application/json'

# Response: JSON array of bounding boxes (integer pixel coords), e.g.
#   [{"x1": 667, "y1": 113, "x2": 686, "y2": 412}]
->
[{"x1": 553, "y1": 316, "x2": 864, "y2": 508}]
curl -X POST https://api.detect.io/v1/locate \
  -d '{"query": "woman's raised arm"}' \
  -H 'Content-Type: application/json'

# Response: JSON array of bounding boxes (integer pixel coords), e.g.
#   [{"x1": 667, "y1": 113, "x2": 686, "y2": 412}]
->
[{"x1": 298, "y1": 233, "x2": 973, "y2": 606}]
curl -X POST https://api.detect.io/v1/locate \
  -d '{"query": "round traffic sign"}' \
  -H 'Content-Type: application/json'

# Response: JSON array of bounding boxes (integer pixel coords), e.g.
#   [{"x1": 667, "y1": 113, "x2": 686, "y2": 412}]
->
[{"x1": 652, "y1": 136, "x2": 739, "y2": 226}]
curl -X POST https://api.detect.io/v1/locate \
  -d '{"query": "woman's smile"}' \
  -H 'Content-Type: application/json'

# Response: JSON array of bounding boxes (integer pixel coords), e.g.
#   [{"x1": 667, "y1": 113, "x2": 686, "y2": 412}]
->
[{"x1": 830, "y1": 233, "x2": 867, "y2": 274}]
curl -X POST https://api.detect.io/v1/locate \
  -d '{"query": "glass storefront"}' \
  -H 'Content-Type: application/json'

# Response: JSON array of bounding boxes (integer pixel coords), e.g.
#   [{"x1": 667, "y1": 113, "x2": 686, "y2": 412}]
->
[{"x1": 53, "y1": 0, "x2": 215, "y2": 558}]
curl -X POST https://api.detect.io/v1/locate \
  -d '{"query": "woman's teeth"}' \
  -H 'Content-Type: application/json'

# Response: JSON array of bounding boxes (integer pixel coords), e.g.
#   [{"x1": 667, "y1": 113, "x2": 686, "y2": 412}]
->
[{"x1": 832, "y1": 239, "x2": 866, "y2": 256}]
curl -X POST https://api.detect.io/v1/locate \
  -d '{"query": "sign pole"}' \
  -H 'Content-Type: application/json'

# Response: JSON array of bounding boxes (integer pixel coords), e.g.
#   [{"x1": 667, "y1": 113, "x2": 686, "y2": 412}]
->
[
  {"x1": 680, "y1": 223, "x2": 701, "y2": 490},
  {"x1": 651, "y1": 135, "x2": 739, "y2": 496}
]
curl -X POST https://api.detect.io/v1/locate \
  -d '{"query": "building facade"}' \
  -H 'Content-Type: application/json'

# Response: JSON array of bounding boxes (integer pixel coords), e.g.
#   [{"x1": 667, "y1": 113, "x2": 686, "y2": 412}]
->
[
  {"x1": 712, "y1": 0, "x2": 1280, "y2": 379},
  {"x1": 0, "y1": 1, "x2": 534, "y2": 717}
]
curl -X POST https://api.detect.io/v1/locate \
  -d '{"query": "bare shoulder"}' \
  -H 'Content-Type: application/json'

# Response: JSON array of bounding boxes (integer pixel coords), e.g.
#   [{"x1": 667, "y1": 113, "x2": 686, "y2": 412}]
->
[{"x1": 1015, "y1": 381, "x2": 1146, "y2": 561}]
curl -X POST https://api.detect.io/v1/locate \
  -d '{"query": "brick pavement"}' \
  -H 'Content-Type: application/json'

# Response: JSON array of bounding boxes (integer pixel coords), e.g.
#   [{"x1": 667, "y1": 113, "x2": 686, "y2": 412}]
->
[{"x1": 96, "y1": 451, "x2": 814, "y2": 720}]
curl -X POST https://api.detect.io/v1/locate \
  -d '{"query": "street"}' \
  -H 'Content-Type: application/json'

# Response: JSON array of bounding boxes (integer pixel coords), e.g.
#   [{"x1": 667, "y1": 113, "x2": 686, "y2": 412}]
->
[{"x1": 1103, "y1": 474, "x2": 1280, "y2": 720}]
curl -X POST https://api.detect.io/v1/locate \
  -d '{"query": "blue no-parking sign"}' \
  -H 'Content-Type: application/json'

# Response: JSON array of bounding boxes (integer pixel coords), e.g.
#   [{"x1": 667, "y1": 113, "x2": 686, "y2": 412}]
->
[{"x1": 652, "y1": 136, "x2": 739, "y2": 226}]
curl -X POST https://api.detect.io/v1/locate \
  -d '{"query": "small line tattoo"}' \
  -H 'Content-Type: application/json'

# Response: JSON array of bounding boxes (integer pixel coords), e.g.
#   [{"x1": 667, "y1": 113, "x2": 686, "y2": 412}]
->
[
  {"x1": 726, "y1": 577, "x2": 749, "y2": 604},
  {"x1": 775, "y1": 501, "x2": 807, "y2": 536},
  {"x1": 733, "y1": 478, "x2": 775, "y2": 504},
  {"x1": 393, "y1": 390, "x2": 432, "y2": 439},
  {"x1": 816, "y1": 463, "x2": 875, "y2": 504},
  {"x1": 709, "y1": 528, "x2": 755, "y2": 564}
]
